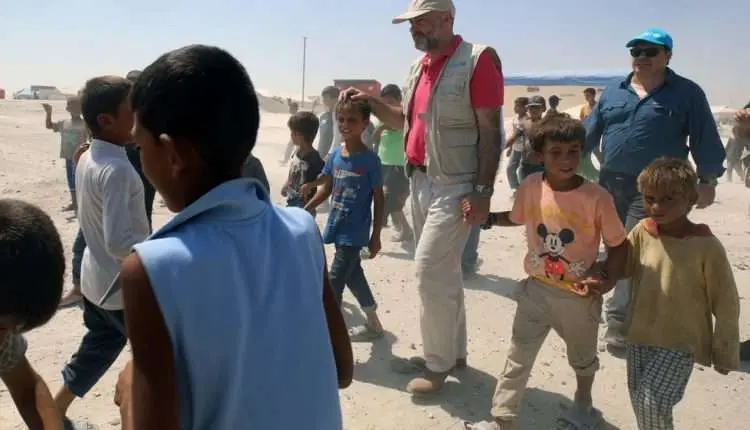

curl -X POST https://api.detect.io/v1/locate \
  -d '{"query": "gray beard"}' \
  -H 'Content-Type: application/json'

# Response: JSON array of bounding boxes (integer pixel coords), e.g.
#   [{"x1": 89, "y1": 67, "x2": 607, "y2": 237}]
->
[{"x1": 413, "y1": 36, "x2": 440, "y2": 52}]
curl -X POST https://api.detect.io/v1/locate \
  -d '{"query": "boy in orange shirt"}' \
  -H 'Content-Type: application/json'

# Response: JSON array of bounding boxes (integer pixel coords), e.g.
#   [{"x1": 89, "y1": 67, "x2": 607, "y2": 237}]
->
[{"x1": 466, "y1": 115, "x2": 627, "y2": 430}]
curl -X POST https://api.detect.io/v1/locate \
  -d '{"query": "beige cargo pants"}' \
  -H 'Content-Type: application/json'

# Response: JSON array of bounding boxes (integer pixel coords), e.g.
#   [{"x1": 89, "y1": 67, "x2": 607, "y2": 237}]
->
[{"x1": 410, "y1": 170, "x2": 472, "y2": 373}]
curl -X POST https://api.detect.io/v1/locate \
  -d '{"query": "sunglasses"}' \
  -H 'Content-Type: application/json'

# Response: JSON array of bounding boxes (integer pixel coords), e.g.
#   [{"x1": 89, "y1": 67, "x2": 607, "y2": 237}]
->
[{"x1": 630, "y1": 47, "x2": 661, "y2": 58}]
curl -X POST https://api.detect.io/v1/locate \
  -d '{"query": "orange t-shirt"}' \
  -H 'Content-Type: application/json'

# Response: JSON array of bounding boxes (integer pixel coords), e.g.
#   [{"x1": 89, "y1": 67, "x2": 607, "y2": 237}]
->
[{"x1": 510, "y1": 174, "x2": 626, "y2": 285}]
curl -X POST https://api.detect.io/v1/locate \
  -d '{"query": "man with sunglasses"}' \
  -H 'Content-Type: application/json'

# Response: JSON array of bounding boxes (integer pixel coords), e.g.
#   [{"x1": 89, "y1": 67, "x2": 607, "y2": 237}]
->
[{"x1": 584, "y1": 28, "x2": 724, "y2": 349}]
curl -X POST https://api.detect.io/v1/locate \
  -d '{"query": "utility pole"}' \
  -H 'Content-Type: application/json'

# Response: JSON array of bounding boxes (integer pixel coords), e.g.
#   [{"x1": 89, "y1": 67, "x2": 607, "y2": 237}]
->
[{"x1": 301, "y1": 36, "x2": 308, "y2": 106}]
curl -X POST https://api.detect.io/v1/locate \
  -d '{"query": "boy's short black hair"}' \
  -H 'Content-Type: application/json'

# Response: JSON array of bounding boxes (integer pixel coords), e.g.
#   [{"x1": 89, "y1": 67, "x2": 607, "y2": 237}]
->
[
  {"x1": 0, "y1": 199, "x2": 65, "y2": 332},
  {"x1": 81, "y1": 76, "x2": 131, "y2": 134},
  {"x1": 288, "y1": 111, "x2": 320, "y2": 143},
  {"x1": 130, "y1": 44, "x2": 260, "y2": 178},
  {"x1": 381, "y1": 84, "x2": 402, "y2": 101},
  {"x1": 514, "y1": 96, "x2": 529, "y2": 106},
  {"x1": 335, "y1": 99, "x2": 371, "y2": 121},
  {"x1": 584, "y1": 87, "x2": 596, "y2": 96},
  {"x1": 529, "y1": 115, "x2": 586, "y2": 152},
  {"x1": 321, "y1": 86, "x2": 341, "y2": 99}
]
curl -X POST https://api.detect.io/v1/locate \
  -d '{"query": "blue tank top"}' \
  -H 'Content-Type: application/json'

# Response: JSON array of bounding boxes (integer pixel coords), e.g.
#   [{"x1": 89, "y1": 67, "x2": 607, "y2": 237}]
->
[{"x1": 133, "y1": 178, "x2": 342, "y2": 429}]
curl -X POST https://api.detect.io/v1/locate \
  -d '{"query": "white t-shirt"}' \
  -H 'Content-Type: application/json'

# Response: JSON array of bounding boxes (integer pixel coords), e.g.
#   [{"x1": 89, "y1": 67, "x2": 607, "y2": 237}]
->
[
  {"x1": 511, "y1": 116, "x2": 528, "y2": 152},
  {"x1": 77, "y1": 140, "x2": 150, "y2": 309}
]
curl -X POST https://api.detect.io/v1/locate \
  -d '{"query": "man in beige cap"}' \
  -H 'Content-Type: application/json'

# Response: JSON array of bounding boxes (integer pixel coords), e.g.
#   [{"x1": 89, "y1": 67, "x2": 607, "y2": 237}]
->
[{"x1": 343, "y1": 0, "x2": 504, "y2": 395}]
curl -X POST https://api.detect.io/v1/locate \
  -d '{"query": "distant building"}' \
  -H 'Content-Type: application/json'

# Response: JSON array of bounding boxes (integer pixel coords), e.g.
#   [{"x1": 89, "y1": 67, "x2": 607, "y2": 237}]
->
[
  {"x1": 333, "y1": 79, "x2": 382, "y2": 97},
  {"x1": 13, "y1": 85, "x2": 62, "y2": 100}
]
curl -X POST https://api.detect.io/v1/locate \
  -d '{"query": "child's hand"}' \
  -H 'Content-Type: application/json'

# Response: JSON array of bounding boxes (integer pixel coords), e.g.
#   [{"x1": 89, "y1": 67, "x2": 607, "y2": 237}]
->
[
  {"x1": 461, "y1": 198, "x2": 472, "y2": 217},
  {"x1": 368, "y1": 234, "x2": 382, "y2": 258},
  {"x1": 714, "y1": 366, "x2": 730, "y2": 375},
  {"x1": 41, "y1": 103, "x2": 52, "y2": 113},
  {"x1": 572, "y1": 276, "x2": 613, "y2": 297},
  {"x1": 299, "y1": 183, "x2": 312, "y2": 198}
]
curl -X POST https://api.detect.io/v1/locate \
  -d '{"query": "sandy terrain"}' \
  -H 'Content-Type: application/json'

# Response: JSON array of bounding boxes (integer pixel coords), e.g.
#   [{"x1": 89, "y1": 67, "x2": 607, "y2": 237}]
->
[{"x1": 0, "y1": 99, "x2": 748, "y2": 429}]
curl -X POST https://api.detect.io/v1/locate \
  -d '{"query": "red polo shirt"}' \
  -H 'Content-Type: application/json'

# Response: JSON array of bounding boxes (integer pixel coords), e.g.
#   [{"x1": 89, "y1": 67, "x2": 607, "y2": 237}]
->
[{"x1": 405, "y1": 35, "x2": 504, "y2": 166}]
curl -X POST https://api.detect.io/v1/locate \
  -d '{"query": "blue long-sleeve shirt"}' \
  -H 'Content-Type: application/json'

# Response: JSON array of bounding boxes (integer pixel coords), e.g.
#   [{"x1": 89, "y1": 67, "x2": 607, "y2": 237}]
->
[{"x1": 584, "y1": 69, "x2": 725, "y2": 178}]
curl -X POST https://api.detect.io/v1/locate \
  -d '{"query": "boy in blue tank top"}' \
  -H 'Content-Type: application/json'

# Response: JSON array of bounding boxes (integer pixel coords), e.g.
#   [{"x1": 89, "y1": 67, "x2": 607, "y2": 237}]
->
[
  {"x1": 110, "y1": 45, "x2": 353, "y2": 430},
  {"x1": 302, "y1": 99, "x2": 387, "y2": 341}
]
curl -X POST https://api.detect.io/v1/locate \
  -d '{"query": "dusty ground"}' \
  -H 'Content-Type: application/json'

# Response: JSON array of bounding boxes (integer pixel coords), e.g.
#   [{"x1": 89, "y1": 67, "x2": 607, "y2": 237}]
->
[{"x1": 0, "y1": 100, "x2": 748, "y2": 429}]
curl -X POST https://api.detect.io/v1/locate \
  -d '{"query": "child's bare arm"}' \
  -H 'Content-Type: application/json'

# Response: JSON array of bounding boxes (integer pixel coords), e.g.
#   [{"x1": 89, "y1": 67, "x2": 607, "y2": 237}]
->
[
  {"x1": 1, "y1": 354, "x2": 63, "y2": 430},
  {"x1": 603, "y1": 240, "x2": 629, "y2": 282},
  {"x1": 42, "y1": 104, "x2": 60, "y2": 132},
  {"x1": 372, "y1": 185, "x2": 385, "y2": 236},
  {"x1": 322, "y1": 261, "x2": 353, "y2": 388},
  {"x1": 303, "y1": 175, "x2": 332, "y2": 211},
  {"x1": 120, "y1": 253, "x2": 180, "y2": 430}
]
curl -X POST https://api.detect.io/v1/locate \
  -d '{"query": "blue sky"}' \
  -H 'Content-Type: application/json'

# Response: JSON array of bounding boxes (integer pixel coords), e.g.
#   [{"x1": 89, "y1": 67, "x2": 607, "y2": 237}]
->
[{"x1": 1, "y1": 0, "x2": 747, "y2": 106}]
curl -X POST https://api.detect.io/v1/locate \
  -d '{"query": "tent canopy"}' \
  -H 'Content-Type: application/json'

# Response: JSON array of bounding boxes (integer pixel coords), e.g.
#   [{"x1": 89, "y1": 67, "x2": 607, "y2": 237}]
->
[{"x1": 504, "y1": 69, "x2": 630, "y2": 87}]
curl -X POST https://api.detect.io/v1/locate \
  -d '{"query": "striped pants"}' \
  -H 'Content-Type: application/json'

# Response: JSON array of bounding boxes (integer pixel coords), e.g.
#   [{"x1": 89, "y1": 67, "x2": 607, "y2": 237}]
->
[{"x1": 627, "y1": 344, "x2": 694, "y2": 430}]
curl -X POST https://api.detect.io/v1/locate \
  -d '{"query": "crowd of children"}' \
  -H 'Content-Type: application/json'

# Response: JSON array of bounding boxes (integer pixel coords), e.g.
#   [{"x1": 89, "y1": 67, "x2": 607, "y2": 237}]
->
[{"x1": 2, "y1": 46, "x2": 746, "y2": 430}]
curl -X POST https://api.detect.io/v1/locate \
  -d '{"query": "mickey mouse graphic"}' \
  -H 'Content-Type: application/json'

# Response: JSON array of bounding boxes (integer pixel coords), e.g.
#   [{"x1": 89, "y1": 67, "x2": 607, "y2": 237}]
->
[{"x1": 534, "y1": 223, "x2": 584, "y2": 280}]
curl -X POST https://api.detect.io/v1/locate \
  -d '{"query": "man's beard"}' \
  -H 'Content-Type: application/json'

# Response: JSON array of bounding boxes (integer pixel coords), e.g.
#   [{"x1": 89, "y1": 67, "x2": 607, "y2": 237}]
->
[{"x1": 412, "y1": 33, "x2": 441, "y2": 52}]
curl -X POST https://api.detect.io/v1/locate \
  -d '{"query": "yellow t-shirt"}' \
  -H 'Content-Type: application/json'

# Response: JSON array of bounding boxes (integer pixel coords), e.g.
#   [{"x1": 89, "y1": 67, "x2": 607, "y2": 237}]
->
[{"x1": 625, "y1": 219, "x2": 740, "y2": 369}]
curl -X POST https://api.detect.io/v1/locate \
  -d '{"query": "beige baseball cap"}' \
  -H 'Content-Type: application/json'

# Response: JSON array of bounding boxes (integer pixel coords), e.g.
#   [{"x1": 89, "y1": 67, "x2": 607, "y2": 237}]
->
[{"x1": 392, "y1": 0, "x2": 455, "y2": 24}]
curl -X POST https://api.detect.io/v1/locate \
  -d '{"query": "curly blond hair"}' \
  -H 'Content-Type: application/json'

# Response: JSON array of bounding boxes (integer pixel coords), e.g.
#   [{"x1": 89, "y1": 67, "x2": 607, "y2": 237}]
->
[{"x1": 637, "y1": 157, "x2": 699, "y2": 205}]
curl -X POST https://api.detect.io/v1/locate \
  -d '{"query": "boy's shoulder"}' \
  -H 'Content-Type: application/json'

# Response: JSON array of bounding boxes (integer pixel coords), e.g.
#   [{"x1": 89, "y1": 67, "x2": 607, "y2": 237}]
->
[
  {"x1": 357, "y1": 149, "x2": 381, "y2": 171},
  {"x1": 576, "y1": 179, "x2": 615, "y2": 202},
  {"x1": 302, "y1": 149, "x2": 325, "y2": 164},
  {"x1": 634, "y1": 218, "x2": 724, "y2": 251}
]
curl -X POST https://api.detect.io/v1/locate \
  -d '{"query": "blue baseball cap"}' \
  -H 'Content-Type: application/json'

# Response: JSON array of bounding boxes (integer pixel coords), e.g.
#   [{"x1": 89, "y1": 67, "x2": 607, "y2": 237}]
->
[{"x1": 626, "y1": 28, "x2": 673, "y2": 51}]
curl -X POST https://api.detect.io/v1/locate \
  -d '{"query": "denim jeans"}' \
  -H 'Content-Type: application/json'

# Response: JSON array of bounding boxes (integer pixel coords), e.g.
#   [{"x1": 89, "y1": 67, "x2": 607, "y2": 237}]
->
[
  {"x1": 329, "y1": 245, "x2": 377, "y2": 312},
  {"x1": 598, "y1": 170, "x2": 646, "y2": 324},
  {"x1": 506, "y1": 150, "x2": 523, "y2": 190},
  {"x1": 61, "y1": 298, "x2": 126, "y2": 397},
  {"x1": 64, "y1": 158, "x2": 76, "y2": 192},
  {"x1": 462, "y1": 225, "x2": 481, "y2": 274},
  {"x1": 72, "y1": 229, "x2": 86, "y2": 286}
]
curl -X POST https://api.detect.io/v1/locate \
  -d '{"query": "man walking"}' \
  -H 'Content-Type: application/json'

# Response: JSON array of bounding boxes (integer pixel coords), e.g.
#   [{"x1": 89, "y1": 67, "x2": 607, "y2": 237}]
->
[
  {"x1": 344, "y1": 0, "x2": 504, "y2": 395},
  {"x1": 584, "y1": 28, "x2": 725, "y2": 347},
  {"x1": 125, "y1": 70, "x2": 157, "y2": 229}
]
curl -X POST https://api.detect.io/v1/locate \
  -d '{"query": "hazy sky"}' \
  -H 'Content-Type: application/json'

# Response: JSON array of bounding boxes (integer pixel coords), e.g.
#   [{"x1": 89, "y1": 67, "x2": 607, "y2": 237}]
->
[{"x1": 1, "y1": 0, "x2": 747, "y2": 106}]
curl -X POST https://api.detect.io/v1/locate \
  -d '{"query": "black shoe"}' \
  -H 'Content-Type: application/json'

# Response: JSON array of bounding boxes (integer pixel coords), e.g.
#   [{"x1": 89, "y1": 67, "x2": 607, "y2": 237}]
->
[{"x1": 740, "y1": 340, "x2": 750, "y2": 362}]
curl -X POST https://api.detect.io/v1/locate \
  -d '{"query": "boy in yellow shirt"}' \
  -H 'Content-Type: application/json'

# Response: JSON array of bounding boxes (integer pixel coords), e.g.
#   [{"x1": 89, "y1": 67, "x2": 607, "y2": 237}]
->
[{"x1": 607, "y1": 157, "x2": 740, "y2": 429}]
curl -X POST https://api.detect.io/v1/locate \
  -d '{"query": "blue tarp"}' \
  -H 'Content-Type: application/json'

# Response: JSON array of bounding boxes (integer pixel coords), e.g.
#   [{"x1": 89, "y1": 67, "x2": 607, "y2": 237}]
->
[{"x1": 504, "y1": 69, "x2": 629, "y2": 87}]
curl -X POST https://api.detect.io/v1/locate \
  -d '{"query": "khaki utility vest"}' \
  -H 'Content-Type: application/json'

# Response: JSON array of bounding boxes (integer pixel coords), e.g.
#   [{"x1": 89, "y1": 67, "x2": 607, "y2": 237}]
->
[{"x1": 403, "y1": 40, "x2": 502, "y2": 185}]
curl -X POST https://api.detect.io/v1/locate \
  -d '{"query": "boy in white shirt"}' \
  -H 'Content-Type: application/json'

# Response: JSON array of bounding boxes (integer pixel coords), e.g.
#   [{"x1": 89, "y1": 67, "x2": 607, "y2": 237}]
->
[{"x1": 54, "y1": 76, "x2": 150, "y2": 417}]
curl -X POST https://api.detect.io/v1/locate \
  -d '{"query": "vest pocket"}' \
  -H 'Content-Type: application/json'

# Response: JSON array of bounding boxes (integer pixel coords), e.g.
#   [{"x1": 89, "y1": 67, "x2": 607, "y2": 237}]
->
[{"x1": 436, "y1": 129, "x2": 478, "y2": 176}]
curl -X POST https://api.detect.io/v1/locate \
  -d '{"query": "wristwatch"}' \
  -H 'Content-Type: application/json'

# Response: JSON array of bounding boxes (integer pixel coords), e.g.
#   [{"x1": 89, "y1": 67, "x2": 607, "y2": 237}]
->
[
  {"x1": 473, "y1": 184, "x2": 494, "y2": 198},
  {"x1": 698, "y1": 176, "x2": 718, "y2": 187}
]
